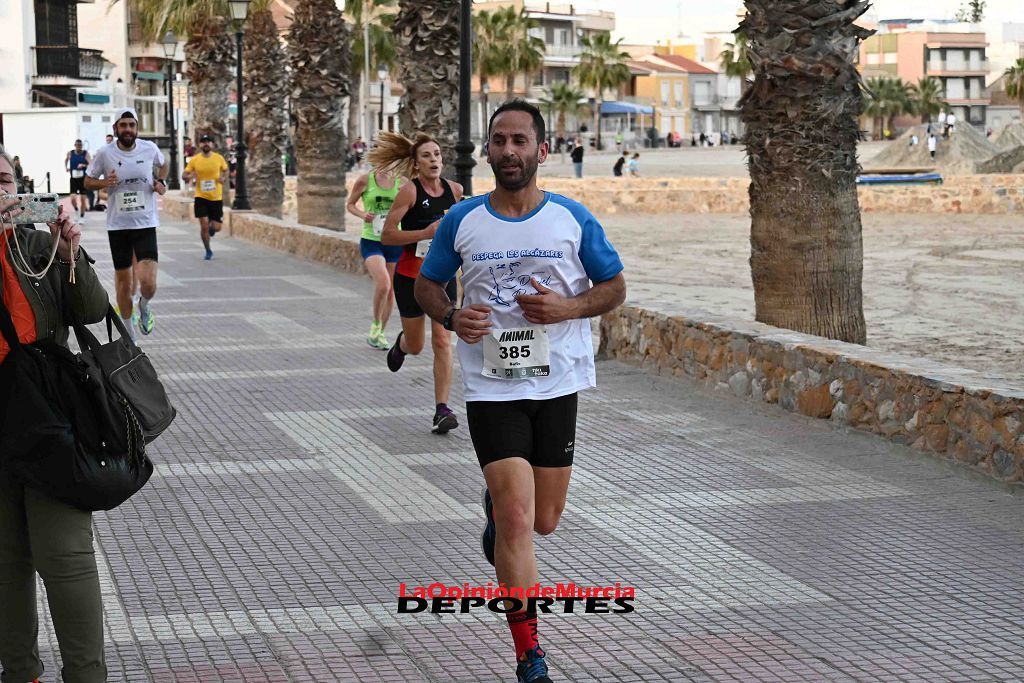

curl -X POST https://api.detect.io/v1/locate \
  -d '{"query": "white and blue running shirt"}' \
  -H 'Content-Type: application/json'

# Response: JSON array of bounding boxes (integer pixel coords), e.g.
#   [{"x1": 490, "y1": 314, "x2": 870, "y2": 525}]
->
[{"x1": 420, "y1": 192, "x2": 623, "y2": 402}]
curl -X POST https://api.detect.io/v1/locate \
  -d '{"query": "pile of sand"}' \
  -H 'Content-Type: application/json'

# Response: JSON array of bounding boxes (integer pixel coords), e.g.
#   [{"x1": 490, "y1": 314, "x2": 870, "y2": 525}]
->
[
  {"x1": 993, "y1": 121, "x2": 1024, "y2": 151},
  {"x1": 866, "y1": 123, "x2": 1001, "y2": 174},
  {"x1": 976, "y1": 145, "x2": 1024, "y2": 174}
]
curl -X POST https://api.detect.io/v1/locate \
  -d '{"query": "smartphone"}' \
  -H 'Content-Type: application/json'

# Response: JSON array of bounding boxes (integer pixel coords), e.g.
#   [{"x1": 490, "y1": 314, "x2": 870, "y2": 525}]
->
[{"x1": 0, "y1": 193, "x2": 61, "y2": 224}]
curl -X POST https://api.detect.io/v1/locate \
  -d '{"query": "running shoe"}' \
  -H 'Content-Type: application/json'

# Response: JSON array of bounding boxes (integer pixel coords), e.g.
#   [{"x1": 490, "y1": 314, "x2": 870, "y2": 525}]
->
[
  {"x1": 138, "y1": 306, "x2": 155, "y2": 335},
  {"x1": 432, "y1": 404, "x2": 458, "y2": 434},
  {"x1": 204, "y1": 248, "x2": 213, "y2": 260},
  {"x1": 371, "y1": 330, "x2": 391, "y2": 350},
  {"x1": 516, "y1": 646, "x2": 552, "y2": 683},
  {"x1": 482, "y1": 488, "x2": 496, "y2": 566},
  {"x1": 386, "y1": 331, "x2": 406, "y2": 372}
]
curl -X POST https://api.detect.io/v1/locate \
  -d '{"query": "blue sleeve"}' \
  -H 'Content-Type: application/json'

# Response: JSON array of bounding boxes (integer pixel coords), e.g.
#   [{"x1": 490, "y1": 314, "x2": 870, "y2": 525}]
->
[
  {"x1": 419, "y1": 211, "x2": 462, "y2": 283},
  {"x1": 578, "y1": 212, "x2": 623, "y2": 283}
]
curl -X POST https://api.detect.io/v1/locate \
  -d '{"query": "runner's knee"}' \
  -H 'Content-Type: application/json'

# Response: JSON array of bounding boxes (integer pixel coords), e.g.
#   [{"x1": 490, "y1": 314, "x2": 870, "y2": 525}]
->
[
  {"x1": 534, "y1": 506, "x2": 564, "y2": 536},
  {"x1": 495, "y1": 498, "x2": 534, "y2": 541},
  {"x1": 431, "y1": 331, "x2": 450, "y2": 353},
  {"x1": 403, "y1": 333, "x2": 425, "y2": 355}
]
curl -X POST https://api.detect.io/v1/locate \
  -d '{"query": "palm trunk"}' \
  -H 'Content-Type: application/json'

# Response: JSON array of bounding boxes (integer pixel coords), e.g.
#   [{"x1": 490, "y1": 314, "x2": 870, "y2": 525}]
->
[
  {"x1": 290, "y1": 0, "x2": 351, "y2": 228},
  {"x1": 740, "y1": 0, "x2": 870, "y2": 345},
  {"x1": 348, "y1": 89, "x2": 361, "y2": 145},
  {"x1": 243, "y1": 9, "x2": 287, "y2": 218},
  {"x1": 505, "y1": 73, "x2": 515, "y2": 100},
  {"x1": 184, "y1": 18, "x2": 235, "y2": 152},
  {"x1": 593, "y1": 98, "x2": 602, "y2": 151},
  {"x1": 394, "y1": 0, "x2": 460, "y2": 174}
]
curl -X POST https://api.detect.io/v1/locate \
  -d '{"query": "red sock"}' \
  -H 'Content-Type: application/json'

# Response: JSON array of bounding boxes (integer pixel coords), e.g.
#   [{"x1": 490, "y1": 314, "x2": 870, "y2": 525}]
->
[{"x1": 507, "y1": 611, "x2": 539, "y2": 659}]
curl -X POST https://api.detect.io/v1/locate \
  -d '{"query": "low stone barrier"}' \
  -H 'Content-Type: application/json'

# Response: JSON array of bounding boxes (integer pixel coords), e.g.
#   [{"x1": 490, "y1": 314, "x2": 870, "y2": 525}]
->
[
  {"x1": 599, "y1": 306, "x2": 1024, "y2": 485},
  {"x1": 281, "y1": 173, "x2": 1024, "y2": 215},
  {"x1": 164, "y1": 193, "x2": 1023, "y2": 485}
]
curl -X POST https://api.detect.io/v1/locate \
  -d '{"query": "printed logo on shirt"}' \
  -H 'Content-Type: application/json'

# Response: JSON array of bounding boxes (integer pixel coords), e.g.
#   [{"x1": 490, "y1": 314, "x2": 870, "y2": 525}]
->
[{"x1": 487, "y1": 262, "x2": 553, "y2": 307}]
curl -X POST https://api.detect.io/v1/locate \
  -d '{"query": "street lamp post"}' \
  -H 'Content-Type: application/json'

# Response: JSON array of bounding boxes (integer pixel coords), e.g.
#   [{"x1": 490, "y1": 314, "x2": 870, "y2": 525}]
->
[
  {"x1": 481, "y1": 81, "x2": 490, "y2": 147},
  {"x1": 161, "y1": 31, "x2": 180, "y2": 190},
  {"x1": 377, "y1": 65, "x2": 387, "y2": 135},
  {"x1": 453, "y1": 0, "x2": 476, "y2": 195},
  {"x1": 229, "y1": 0, "x2": 251, "y2": 210}
]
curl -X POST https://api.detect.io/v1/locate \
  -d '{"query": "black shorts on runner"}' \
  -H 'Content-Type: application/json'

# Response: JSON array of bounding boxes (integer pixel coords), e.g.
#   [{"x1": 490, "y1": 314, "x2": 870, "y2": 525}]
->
[
  {"x1": 393, "y1": 272, "x2": 457, "y2": 319},
  {"x1": 467, "y1": 393, "x2": 578, "y2": 468},
  {"x1": 108, "y1": 227, "x2": 158, "y2": 270},
  {"x1": 69, "y1": 176, "x2": 86, "y2": 195},
  {"x1": 194, "y1": 197, "x2": 224, "y2": 222}
]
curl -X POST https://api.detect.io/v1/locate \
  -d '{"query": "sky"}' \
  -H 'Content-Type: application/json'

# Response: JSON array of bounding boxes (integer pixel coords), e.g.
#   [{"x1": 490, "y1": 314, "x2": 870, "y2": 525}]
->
[{"x1": 577, "y1": 0, "x2": 1024, "y2": 45}]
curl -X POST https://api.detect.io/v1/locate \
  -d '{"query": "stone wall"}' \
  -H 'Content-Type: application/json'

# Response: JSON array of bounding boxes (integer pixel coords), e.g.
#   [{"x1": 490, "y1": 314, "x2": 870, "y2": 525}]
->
[
  {"x1": 599, "y1": 306, "x2": 1024, "y2": 485},
  {"x1": 283, "y1": 173, "x2": 1024, "y2": 215}
]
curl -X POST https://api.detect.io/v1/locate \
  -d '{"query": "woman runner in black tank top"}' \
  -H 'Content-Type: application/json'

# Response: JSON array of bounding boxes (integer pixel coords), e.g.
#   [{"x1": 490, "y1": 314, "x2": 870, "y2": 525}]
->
[
  {"x1": 396, "y1": 177, "x2": 458, "y2": 277},
  {"x1": 373, "y1": 132, "x2": 464, "y2": 434}
]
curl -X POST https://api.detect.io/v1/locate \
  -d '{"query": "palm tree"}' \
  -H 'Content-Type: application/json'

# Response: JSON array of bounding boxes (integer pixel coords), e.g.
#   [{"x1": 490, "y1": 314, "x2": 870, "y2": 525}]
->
[
  {"x1": 908, "y1": 77, "x2": 945, "y2": 124},
  {"x1": 243, "y1": 0, "x2": 288, "y2": 218},
  {"x1": 345, "y1": 0, "x2": 398, "y2": 144},
  {"x1": 289, "y1": 0, "x2": 351, "y2": 228},
  {"x1": 719, "y1": 31, "x2": 752, "y2": 89},
  {"x1": 574, "y1": 31, "x2": 630, "y2": 151},
  {"x1": 497, "y1": 7, "x2": 545, "y2": 100},
  {"x1": 1005, "y1": 58, "x2": 1024, "y2": 120},
  {"x1": 739, "y1": 0, "x2": 872, "y2": 345},
  {"x1": 473, "y1": 9, "x2": 510, "y2": 137},
  {"x1": 123, "y1": 0, "x2": 235, "y2": 150},
  {"x1": 541, "y1": 82, "x2": 587, "y2": 161},
  {"x1": 863, "y1": 77, "x2": 910, "y2": 139},
  {"x1": 393, "y1": 0, "x2": 460, "y2": 171}
]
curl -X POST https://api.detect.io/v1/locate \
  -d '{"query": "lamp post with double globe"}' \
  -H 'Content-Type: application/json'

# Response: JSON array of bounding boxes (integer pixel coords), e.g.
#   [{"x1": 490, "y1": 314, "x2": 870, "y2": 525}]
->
[
  {"x1": 453, "y1": 0, "x2": 476, "y2": 195},
  {"x1": 160, "y1": 31, "x2": 180, "y2": 190},
  {"x1": 229, "y1": 0, "x2": 251, "y2": 210}
]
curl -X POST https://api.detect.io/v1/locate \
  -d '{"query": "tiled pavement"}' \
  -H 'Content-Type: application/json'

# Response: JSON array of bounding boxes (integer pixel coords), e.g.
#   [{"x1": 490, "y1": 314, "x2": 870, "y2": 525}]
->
[{"x1": 32, "y1": 213, "x2": 1024, "y2": 682}]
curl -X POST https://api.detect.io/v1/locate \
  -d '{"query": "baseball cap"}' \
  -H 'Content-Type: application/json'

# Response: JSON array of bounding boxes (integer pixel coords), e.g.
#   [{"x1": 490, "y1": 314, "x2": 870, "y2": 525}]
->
[
  {"x1": 114, "y1": 107, "x2": 138, "y2": 123},
  {"x1": 199, "y1": 134, "x2": 213, "y2": 142}
]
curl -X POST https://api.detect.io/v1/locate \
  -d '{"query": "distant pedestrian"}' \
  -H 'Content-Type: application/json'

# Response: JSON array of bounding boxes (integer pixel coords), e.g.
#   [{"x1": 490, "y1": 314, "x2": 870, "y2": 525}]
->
[
  {"x1": 909, "y1": 134, "x2": 919, "y2": 147},
  {"x1": 627, "y1": 152, "x2": 640, "y2": 177},
  {"x1": 699, "y1": 132, "x2": 707, "y2": 147},
  {"x1": 352, "y1": 136, "x2": 367, "y2": 168},
  {"x1": 928, "y1": 134, "x2": 937, "y2": 158},
  {"x1": 946, "y1": 112, "x2": 956, "y2": 137},
  {"x1": 613, "y1": 153, "x2": 626, "y2": 177},
  {"x1": 614, "y1": 131, "x2": 623, "y2": 152},
  {"x1": 570, "y1": 137, "x2": 584, "y2": 178}
]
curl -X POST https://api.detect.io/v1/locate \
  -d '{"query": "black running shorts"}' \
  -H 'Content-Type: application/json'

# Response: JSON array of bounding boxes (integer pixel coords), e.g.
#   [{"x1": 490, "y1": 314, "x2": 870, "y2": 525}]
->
[
  {"x1": 194, "y1": 197, "x2": 224, "y2": 222},
  {"x1": 467, "y1": 392, "x2": 578, "y2": 469},
  {"x1": 69, "y1": 176, "x2": 86, "y2": 195},
  {"x1": 393, "y1": 272, "x2": 457, "y2": 319},
  {"x1": 108, "y1": 227, "x2": 158, "y2": 270}
]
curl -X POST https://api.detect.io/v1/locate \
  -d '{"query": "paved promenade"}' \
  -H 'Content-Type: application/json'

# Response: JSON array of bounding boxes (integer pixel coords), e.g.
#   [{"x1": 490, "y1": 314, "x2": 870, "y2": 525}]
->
[{"x1": 35, "y1": 214, "x2": 1024, "y2": 682}]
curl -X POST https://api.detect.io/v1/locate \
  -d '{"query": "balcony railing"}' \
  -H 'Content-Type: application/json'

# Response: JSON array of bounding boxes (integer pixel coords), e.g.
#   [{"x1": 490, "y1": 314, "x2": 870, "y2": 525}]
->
[
  {"x1": 542, "y1": 44, "x2": 582, "y2": 59},
  {"x1": 33, "y1": 46, "x2": 104, "y2": 80},
  {"x1": 926, "y1": 60, "x2": 990, "y2": 73}
]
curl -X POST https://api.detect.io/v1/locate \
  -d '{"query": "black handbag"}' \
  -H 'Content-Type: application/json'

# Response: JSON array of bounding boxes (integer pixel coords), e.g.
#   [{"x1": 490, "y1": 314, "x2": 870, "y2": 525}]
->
[{"x1": 0, "y1": 280, "x2": 173, "y2": 511}]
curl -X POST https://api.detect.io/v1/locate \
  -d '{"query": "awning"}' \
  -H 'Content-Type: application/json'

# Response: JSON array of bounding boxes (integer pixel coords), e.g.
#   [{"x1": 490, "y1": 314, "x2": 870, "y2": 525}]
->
[
  {"x1": 133, "y1": 70, "x2": 165, "y2": 81},
  {"x1": 78, "y1": 93, "x2": 110, "y2": 104},
  {"x1": 600, "y1": 101, "x2": 654, "y2": 115}
]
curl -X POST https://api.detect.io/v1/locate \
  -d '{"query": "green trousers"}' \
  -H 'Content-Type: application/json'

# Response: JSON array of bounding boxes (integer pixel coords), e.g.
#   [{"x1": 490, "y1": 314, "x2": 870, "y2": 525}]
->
[{"x1": 0, "y1": 475, "x2": 107, "y2": 683}]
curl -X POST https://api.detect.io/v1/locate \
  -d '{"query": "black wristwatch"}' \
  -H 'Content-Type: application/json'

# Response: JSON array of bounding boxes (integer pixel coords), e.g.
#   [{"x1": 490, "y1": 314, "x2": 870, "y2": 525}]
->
[
  {"x1": 155, "y1": 178, "x2": 167, "y2": 186},
  {"x1": 442, "y1": 307, "x2": 458, "y2": 331}
]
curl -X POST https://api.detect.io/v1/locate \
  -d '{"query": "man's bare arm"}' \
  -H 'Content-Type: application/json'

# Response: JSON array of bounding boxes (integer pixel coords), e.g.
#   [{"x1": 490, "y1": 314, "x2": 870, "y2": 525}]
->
[{"x1": 414, "y1": 276, "x2": 453, "y2": 323}]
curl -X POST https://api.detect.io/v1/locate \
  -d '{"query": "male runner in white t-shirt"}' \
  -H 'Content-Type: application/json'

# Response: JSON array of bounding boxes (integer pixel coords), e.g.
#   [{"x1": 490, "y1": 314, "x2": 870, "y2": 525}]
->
[
  {"x1": 416, "y1": 100, "x2": 626, "y2": 683},
  {"x1": 85, "y1": 107, "x2": 167, "y2": 340}
]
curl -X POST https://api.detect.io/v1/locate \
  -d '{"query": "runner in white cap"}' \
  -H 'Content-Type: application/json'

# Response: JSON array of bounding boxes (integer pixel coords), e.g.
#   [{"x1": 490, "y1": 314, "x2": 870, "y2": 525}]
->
[{"x1": 85, "y1": 108, "x2": 167, "y2": 341}]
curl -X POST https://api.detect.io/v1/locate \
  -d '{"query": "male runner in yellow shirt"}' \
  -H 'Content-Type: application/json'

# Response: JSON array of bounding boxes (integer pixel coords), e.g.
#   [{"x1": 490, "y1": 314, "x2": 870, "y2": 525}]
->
[{"x1": 182, "y1": 134, "x2": 229, "y2": 260}]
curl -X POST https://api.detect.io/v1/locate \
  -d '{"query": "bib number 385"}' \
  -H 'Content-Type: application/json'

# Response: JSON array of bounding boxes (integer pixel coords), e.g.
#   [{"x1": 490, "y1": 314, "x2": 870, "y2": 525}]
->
[{"x1": 482, "y1": 326, "x2": 550, "y2": 380}]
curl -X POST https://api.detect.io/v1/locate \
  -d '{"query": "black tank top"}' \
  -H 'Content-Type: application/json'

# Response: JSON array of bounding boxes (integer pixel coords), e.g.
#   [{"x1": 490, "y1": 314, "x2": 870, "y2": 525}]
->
[{"x1": 398, "y1": 178, "x2": 458, "y2": 273}]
